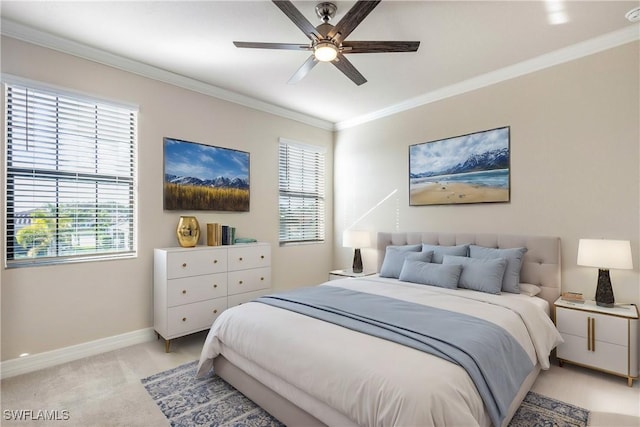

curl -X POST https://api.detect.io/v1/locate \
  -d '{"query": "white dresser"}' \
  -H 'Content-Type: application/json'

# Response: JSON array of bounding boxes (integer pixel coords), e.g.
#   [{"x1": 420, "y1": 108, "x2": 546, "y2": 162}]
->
[
  {"x1": 555, "y1": 298, "x2": 639, "y2": 386},
  {"x1": 154, "y1": 243, "x2": 271, "y2": 351}
]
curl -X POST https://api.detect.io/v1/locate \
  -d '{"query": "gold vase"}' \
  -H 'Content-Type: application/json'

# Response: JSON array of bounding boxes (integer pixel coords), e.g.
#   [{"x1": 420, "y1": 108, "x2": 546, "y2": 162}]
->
[{"x1": 176, "y1": 216, "x2": 200, "y2": 248}]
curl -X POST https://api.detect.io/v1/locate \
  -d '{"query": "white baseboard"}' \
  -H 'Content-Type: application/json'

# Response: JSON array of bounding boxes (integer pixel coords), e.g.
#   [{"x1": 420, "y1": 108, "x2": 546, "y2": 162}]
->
[{"x1": 0, "y1": 328, "x2": 157, "y2": 379}]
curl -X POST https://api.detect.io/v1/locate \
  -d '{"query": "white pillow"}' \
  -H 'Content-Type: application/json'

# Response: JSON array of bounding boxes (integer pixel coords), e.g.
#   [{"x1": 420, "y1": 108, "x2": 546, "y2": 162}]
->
[{"x1": 519, "y1": 283, "x2": 542, "y2": 297}]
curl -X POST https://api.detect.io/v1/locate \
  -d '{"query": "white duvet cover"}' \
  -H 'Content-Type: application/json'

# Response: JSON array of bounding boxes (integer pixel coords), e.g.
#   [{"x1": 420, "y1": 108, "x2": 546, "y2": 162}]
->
[{"x1": 197, "y1": 276, "x2": 563, "y2": 427}]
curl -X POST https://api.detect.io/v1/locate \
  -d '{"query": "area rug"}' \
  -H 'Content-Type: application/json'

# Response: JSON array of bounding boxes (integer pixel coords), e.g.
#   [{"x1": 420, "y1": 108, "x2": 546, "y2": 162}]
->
[{"x1": 142, "y1": 360, "x2": 590, "y2": 427}]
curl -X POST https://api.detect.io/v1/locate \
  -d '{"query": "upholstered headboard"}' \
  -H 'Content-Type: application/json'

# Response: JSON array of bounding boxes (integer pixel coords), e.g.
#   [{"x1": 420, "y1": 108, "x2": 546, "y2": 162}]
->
[{"x1": 376, "y1": 232, "x2": 561, "y2": 307}]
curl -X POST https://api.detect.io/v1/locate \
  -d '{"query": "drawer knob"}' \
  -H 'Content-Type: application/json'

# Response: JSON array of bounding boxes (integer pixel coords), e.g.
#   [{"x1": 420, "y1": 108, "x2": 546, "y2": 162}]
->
[
  {"x1": 182, "y1": 263, "x2": 187, "y2": 268},
  {"x1": 182, "y1": 290, "x2": 187, "y2": 294},
  {"x1": 182, "y1": 317, "x2": 187, "y2": 322},
  {"x1": 213, "y1": 259, "x2": 218, "y2": 264},
  {"x1": 261, "y1": 255, "x2": 265, "y2": 259},
  {"x1": 213, "y1": 284, "x2": 218, "y2": 288},
  {"x1": 239, "y1": 280, "x2": 243, "y2": 285},
  {"x1": 239, "y1": 257, "x2": 243, "y2": 261},
  {"x1": 260, "y1": 277, "x2": 264, "y2": 281},
  {"x1": 213, "y1": 309, "x2": 218, "y2": 314}
]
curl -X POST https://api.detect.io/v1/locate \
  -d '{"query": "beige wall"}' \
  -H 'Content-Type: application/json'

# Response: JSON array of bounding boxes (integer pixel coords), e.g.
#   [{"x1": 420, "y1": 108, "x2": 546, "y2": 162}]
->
[
  {"x1": 2, "y1": 35, "x2": 639, "y2": 362},
  {"x1": 334, "y1": 42, "x2": 640, "y2": 305},
  {"x1": 0, "y1": 37, "x2": 334, "y2": 361}
]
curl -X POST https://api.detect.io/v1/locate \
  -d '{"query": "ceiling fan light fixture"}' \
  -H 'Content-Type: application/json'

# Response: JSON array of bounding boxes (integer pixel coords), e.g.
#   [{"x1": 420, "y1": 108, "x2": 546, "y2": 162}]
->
[{"x1": 314, "y1": 42, "x2": 338, "y2": 62}]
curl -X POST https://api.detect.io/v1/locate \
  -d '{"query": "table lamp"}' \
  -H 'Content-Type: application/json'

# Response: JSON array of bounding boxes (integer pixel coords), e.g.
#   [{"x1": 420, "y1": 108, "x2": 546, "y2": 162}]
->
[
  {"x1": 577, "y1": 239, "x2": 633, "y2": 307},
  {"x1": 343, "y1": 230, "x2": 371, "y2": 273}
]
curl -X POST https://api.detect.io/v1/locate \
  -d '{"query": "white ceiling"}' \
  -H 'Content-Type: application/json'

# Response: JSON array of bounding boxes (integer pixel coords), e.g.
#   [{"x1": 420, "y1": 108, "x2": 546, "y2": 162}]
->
[{"x1": 1, "y1": 1, "x2": 639, "y2": 129}]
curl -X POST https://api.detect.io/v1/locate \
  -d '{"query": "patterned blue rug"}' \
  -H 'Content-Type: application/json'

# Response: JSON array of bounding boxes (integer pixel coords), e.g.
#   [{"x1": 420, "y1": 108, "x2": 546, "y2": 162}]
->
[{"x1": 142, "y1": 360, "x2": 589, "y2": 427}]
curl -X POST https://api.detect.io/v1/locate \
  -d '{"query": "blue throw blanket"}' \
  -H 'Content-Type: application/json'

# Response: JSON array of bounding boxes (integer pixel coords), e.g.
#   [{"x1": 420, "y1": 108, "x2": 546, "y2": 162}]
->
[{"x1": 256, "y1": 286, "x2": 534, "y2": 427}]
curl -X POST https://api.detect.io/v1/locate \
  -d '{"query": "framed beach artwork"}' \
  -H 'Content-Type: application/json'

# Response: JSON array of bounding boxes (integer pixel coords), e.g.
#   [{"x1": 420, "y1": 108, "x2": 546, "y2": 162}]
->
[
  {"x1": 163, "y1": 137, "x2": 250, "y2": 211},
  {"x1": 409, "y1": 126, "x2": 510, "y2": 206}
]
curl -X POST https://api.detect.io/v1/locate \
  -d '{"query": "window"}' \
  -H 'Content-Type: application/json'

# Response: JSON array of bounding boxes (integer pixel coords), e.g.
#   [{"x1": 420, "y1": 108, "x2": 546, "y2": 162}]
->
[
  {"x1": 278, "y1": 138, "x2": 325, "y2": 244},
  {"x1": 4, "y1": 78, "x2": 137, "y2": 267}
]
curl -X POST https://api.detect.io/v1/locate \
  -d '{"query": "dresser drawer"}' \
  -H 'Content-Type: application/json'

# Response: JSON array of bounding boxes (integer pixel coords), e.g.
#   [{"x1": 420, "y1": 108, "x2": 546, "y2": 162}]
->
[
  {"x1": 228, "y1": 267, "x2": 271, "y2": 295},
  {"x1": 556, "y1": 307, "x2": 627, "y2": 346},
  {"x1": 228, "y1": 245, "x2": 271, "y2": 271},
  {"x1": 167, "y1": 298, "x2": 227, "y2": 337},
  {"x1": 167, "y1": 249, "x2": 228, "y2": 279},
  {"x1": 228, "y1": 289, "x2": 271, "y2": 308},
  {"x1": 167, "y1": 273, "x2": 228, "y2": 307}
]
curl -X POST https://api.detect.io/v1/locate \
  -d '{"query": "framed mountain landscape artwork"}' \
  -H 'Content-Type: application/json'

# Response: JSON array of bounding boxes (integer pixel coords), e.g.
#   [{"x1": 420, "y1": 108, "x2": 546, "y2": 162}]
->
[
  {"x1": 409, "y1": 127, "x2": 510, "y2": 206},
  {"x1": 163, "y1": 137, "x2": 250, "y2": 211}
]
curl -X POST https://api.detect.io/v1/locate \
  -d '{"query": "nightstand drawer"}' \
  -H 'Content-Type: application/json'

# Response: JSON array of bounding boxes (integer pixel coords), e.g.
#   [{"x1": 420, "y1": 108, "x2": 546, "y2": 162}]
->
[
  {"x1": 167, "y1": 273, "x2": 228, "y2": 307},
  {"x1": 556, "y1": 307, "x2": 627, "y2": 346},
  {"x1": 557, "y1": 333, "x2": 627, "y2": 374},
  {"x1": 554, "y1": 298, "x2": 639, "y2": 386}
]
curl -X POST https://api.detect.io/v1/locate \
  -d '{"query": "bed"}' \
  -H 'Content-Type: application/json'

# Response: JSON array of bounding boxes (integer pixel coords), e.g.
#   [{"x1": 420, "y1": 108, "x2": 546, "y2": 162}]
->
[{"x1": 197, "y1": 232, "x2": 563, "y2": 427}]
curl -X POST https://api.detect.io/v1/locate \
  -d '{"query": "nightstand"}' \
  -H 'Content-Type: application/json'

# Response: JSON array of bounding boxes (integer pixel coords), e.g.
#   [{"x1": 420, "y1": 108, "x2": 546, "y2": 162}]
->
[
  {"x1": 329, "y1": 269, "x2": 376, "y2": 281},
  {"x1": 554, "y1": 298, "x2": 639, "y2": 386}
]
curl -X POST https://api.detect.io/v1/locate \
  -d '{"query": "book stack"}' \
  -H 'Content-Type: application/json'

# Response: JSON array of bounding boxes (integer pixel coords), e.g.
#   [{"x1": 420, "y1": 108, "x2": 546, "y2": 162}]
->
[
  {"x1": 206, "y1": 223, "x2": 236, "y2": 246},
  {"x1": 221, "y1": 225, "x2": 236, "y2": 246},
  {"x1": 561, "y1": 292, "x2": 585, "y2": 303}
]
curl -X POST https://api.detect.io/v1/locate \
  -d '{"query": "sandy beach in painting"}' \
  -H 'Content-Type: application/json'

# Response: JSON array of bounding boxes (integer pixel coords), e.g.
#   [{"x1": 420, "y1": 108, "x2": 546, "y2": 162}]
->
[{"x1": 410, "y1": 182, "x2": 509, "y2": 205}]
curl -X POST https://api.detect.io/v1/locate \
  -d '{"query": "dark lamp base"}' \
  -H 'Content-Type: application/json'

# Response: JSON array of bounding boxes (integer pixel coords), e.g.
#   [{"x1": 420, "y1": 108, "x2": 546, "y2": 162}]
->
[
  {"x1": 352, "y1": 248, "x2": 363, "y2": 273},
  {"x1": 595, "y1": 268, "x2": 614, "y2": 308}
]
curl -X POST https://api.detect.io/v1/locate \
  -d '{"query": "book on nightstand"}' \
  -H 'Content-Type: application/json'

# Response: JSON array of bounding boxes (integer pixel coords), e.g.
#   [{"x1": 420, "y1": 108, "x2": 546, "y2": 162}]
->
[{"x1": 561, "y1": 292, "x2": 585, "y2": 303}]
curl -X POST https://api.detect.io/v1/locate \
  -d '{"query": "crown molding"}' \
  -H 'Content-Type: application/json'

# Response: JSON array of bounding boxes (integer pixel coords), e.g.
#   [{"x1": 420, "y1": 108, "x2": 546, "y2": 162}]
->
[
  {"x1": 0, "y1": 18, "x2": 334, "y2": 131},
  {"x1": 2, "y1": 18, "x2": 637, "y2": 133},
  {"x1": 335, "y1": 25, "x2": 640, "y2": 130}
]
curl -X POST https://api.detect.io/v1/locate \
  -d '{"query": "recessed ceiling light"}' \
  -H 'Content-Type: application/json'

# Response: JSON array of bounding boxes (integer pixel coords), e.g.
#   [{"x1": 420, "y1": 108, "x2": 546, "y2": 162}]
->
[{"x1": 626, "y1": 6, "x2": 640, "y2": 22}]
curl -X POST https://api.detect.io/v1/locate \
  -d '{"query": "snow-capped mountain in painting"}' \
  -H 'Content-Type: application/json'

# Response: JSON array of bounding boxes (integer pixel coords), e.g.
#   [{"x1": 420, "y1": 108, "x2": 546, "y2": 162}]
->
[{"x1": 165, "y1": 174, "x2": 249, "y2": 189}]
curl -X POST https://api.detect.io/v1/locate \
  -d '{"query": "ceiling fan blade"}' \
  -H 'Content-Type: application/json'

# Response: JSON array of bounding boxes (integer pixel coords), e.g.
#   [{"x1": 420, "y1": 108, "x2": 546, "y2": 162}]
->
[
  {"x1": 332, "y1": 53, "x2": 367, "y2": 86},
  {"x1": 272, "y1": 0, "x2": 319, "y2": 41},
  {"x1": 288, "y1": 55, "x2": 319, "y2": 84},
  {"x1": 342, "y1": 41, "x2": 420, "y2": 53},
  {"x1": 328, "y1": 0, "x2": 381, "y2": 41},
  {"x1": 234, "y1": 41, "x2": 311, "y2": 51}
]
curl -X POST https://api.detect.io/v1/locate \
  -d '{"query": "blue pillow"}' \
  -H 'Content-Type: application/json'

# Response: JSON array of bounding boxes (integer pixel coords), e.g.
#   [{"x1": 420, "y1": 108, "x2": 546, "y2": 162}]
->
[
  {"x1": 469, "y1": 245, "x2": 527, "y2": 294},
  {"x1": 421, "y1": 244, "x2": 469, "y2": 263},
  {"x1": 379, "y1": 245, "x2": 430, "y2": 278},
  {"x1": 442, "y1": 255, "x2": 507, "y2": 294},
  {"x1": 399, "y1": 259, "x2": 462, "y2": 289}
]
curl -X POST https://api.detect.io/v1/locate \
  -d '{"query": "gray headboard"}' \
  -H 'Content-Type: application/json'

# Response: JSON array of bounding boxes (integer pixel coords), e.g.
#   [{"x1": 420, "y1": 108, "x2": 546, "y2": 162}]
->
[{"x1": 376, "y1": 232, "x2": 561, "y2": 307}]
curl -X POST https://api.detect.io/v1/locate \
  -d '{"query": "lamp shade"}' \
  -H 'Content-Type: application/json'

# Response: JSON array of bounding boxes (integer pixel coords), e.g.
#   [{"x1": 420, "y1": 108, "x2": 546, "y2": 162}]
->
[
  {"x1": 577, "y1": 239, "x2": 633, "y2": 270},
  {"x1": 343, "y1": 230, "x2": 371, "y2": 248}
]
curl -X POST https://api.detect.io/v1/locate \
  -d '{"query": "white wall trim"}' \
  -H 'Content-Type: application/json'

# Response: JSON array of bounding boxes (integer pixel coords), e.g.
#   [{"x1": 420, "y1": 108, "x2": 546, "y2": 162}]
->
[
  {"x1": 335, "y1": 25, "x2": 640, "y2": 130},
  {"x1": 1, "y1": 18, "x2": 638, "y2": 133},
  {"x1": 0, "y1": 19, "x2": 334, "y2": 132},
  {"x1": 0, "y1": 328, "x2": 156, "y2": 379}
]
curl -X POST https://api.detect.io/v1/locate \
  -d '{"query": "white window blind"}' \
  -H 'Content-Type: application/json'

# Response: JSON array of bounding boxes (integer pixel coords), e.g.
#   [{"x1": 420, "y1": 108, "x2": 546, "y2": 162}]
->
[
  {"x1": 278, "y1": 139, "x2": 325, "y2": 244},
  {"x1": 4, "y1": 80, "x2": 137, "y2": 267}
]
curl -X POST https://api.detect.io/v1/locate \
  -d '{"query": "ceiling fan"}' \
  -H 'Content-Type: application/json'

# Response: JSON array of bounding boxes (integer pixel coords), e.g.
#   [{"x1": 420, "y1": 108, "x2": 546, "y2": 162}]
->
[{"x1": 233, "y1": 0, "x2": 420, "y2": 86}]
